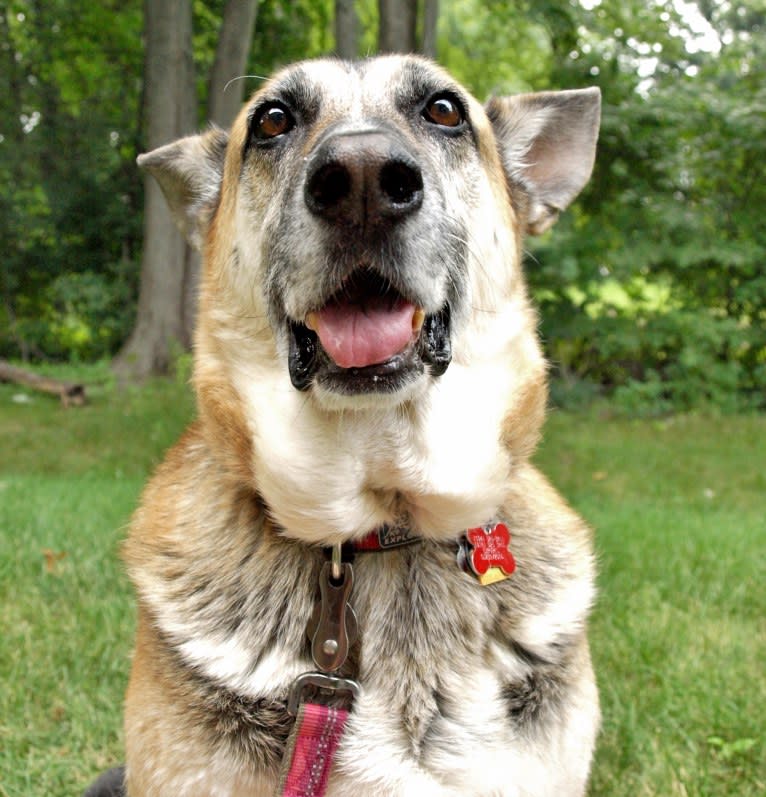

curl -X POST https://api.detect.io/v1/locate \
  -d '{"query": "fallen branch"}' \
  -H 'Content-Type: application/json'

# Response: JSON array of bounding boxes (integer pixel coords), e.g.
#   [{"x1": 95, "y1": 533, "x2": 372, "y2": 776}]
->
[{"x1": 0, "y1": 360, "x2": 87, "y2": 407}]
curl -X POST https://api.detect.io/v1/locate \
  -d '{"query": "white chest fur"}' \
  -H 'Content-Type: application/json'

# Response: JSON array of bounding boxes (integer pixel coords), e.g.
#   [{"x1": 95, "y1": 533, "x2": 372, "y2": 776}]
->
[{"x1": 232, "y1": 353, "x2": 521, "y2": 545}]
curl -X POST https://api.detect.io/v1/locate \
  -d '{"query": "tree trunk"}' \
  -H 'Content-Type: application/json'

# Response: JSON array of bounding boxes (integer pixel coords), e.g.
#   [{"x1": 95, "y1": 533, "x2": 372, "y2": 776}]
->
[
  {"x1": 422, "y1": 0, "x2": 438, "y2": 58},
  {"x1": 378, "y1": 0, "x2": 418, "y2": 53},
  {"x1": 207, "y1": 0, "x2": 260, "y2": 129},
  {"x1": 335, "y1": 0, "x2": 360, "y2": 59},
  {"x1": 186, "y1": 0, "x2": 259, "y2": 346},
  {"x1": 115, "y1": 0, "x2": 263, "y2": 379},
  {"x1": 113, "y1": 0, "x2": 196, "y2": 380},
  {"x1": 177, "y1": 1, "x2": 201, "y2": 350}
]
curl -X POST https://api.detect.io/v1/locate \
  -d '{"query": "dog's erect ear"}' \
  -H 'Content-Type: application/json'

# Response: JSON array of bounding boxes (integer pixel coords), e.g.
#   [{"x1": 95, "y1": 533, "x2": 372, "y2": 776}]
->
[
  {"x1": 137, "y1": 127, "x2": 229, "y2": 250},
  {"x1": 486, "y1": 88, "x2": 600, "y2": 235}
]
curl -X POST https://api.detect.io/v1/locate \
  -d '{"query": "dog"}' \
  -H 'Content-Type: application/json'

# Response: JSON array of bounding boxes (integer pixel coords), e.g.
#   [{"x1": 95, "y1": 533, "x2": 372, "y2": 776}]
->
[{"x1": 112, "y1": 55, "x2": 601, "y2": 796}]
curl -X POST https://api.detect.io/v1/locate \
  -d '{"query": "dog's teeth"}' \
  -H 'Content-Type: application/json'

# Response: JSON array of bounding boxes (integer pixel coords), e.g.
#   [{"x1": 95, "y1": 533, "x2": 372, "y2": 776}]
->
[
  {"x1": 305, "y1": 312, "x2": 318, "y2": 332},
  {"x1": 412, "y1": 307, "x2": 426, "y2": 333}
]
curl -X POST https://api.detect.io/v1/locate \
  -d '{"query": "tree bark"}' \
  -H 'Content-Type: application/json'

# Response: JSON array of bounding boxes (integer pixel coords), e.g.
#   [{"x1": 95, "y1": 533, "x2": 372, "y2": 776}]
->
[
  {"x1": 113, "y1": 0, "x2": 196, "y2": 380},
  {"x1": 335, "y1": 0, "x2": 360, "y2": 59},
  {"x1": 187, "y1": 1, "x2": 259, "y2": 346},
  {"x1": 422, "y1": 0, "x2": 438, "y2": 58},
  {"x1": 115, "y1": 0, "x2": 263, "y2": 379},
  {"x1": 378, "y1": 0, "x2": 418, "y2": 53},
  {"x1": 207, "y1": 0, "x2": 260, "y2": 129}
]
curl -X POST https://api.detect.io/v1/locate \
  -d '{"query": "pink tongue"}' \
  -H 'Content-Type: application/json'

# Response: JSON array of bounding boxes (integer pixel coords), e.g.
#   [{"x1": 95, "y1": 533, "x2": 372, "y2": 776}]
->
[{"x1": 314, "y1": 298, "x2": 416, "y2": 368}]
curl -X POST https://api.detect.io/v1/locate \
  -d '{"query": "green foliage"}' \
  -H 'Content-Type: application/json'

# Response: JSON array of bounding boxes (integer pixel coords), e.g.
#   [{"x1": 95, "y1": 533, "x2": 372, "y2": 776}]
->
[
  {"x1": 549, "y1": 310, "x2": 764, "y2": 415},
  {"x1": 250, "y1": 0, "x2": 333, "y2": 70},
  {"x1": 0, "y1": 0, "x2": 144, "y2": 360},
  {"x1": 38, "y1": 269, "x2": 135, "y2": 361},
  {"x1": 523, "y1": 0, "x2": 766, "y2": 414},
  {"x1": 438, "y1": 1, "x2": 556, "y2": 96},
  {"x1": 3, "y1": 0, "x2": 766, "y2": 414}
]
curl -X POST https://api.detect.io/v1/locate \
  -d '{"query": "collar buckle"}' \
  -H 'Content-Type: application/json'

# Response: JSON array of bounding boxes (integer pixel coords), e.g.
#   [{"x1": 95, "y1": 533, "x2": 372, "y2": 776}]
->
[{"x1": 287, "y1": 671, "x2": 360, "y2": 716}]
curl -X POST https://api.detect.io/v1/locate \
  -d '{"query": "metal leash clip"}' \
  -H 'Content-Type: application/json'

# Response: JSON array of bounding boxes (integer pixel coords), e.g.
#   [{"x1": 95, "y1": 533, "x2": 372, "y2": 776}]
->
[
  {"x1": 306, "y1": 544, "x2": 358, "y2": 672},
  {"x1": 288, "y1": 544, "x2": 360, "y2": 715},
  {"x1": 287, "y1": 672, "x2": 360, "y2": 716}
]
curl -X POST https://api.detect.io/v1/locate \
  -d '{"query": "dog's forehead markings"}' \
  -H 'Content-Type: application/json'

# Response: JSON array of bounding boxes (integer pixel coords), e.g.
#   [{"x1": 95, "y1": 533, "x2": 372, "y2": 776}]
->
[
  {"x1": 361, "y1": 56, "x2": 467, "y2": 113},
  {"x1": 370, "y1": 57, "x2": 473, "y2": 114},
  {"x1": 257, "y1": 59, "x2": 362, "y2": 121}
]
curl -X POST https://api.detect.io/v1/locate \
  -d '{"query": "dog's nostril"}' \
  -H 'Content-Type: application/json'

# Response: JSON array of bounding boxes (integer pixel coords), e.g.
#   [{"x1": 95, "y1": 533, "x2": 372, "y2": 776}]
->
[
  {"x1": 305, "y1": 136, "x2": 424, "y2": 224},
  {"x1": 380, "y1": 161, "x2": 423, "y2": 208},
  {"x1": 307, "y1": 163, "x2": 352, "y2": 213}
]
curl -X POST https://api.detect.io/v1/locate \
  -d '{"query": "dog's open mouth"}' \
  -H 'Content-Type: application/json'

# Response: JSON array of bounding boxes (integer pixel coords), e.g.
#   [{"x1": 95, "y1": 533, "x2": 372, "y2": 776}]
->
[{"x1": 288, "y1": 270, "x2": 451, "y2": 393}]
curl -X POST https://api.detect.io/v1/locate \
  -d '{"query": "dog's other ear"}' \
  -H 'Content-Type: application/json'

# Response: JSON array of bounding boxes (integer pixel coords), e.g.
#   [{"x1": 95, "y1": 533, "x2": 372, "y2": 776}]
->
[
  {"x1": 137, "y1": 127, "x2": 229, "y2": 250},
  {"x1": 486, "y1": 88, "x2": 600, "y2": 235}
]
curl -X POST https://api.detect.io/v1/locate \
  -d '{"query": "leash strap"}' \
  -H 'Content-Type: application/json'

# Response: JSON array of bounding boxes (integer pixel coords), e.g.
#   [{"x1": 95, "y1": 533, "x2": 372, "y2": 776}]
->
[{"x1": 278, "y1": 701, "x2": 349, "y2": 797}]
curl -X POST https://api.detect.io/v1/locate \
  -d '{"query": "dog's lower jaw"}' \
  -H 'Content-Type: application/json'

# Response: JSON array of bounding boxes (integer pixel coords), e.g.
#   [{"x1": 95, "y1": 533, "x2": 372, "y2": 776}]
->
[
  {"x1": 287, "y1": 306, "x2": 452, "y2": 403},
  {"x1": 312, "y1": 366, "x2": 430, "y2": 412}
]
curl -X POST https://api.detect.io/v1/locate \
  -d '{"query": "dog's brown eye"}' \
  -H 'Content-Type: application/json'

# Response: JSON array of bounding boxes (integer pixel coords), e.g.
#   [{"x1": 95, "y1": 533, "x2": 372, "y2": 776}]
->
[
  {"x1": 254, "y1": 104, "x2": 294, "y2": 139},
  {"x1": 424, "y1": 96, "x2": 464, "y2": 128}
]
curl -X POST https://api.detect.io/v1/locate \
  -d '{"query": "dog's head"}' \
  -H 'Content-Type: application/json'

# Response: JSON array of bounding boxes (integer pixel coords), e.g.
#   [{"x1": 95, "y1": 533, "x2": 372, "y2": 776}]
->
[{"x1": 140, "y1": 56, "x2": 599, "y2": 540}]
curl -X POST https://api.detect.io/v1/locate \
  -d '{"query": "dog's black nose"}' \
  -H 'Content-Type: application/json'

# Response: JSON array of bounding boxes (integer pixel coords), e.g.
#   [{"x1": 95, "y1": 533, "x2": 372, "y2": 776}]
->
[{"x1": 305, "y1": 130, "x2": 423, "y2": 226}]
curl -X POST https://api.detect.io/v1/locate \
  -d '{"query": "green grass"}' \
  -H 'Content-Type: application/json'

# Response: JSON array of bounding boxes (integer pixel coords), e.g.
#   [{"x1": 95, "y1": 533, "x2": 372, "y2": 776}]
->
[
  {"x1": 0, "y1": 366, "x2": 763, "y2": 796},
  {"x1": 537, "y1": 409, "x2": 765, "y2": 797},
  {"x1": 0, "y1": 364, "x2": 194, "y2": 796}
]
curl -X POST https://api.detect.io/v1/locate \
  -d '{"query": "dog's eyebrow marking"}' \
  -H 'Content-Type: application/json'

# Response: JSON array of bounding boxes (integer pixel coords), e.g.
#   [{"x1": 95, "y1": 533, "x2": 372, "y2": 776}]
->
[
  {"x1": 394, "y1": 61, "x2": 470, "y2": 117},
  {"x1": 262, "y1": 67, "x2": 322, "y2": 122}
]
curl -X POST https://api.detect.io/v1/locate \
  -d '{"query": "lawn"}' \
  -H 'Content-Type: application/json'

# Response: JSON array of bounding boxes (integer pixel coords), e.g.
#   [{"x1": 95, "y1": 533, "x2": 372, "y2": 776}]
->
[{"x1": 0, "y1": 365, "x2": 763, "y2": 796}]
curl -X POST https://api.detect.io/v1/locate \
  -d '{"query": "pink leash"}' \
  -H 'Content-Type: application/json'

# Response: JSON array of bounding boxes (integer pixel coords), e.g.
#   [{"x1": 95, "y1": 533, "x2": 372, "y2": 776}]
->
[{"x1": 279, "y1": 702, "x2": 350, "y2": 797}]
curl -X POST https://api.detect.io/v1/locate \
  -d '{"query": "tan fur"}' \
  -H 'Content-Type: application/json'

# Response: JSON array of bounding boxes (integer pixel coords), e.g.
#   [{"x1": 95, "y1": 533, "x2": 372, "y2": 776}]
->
[{"x1": 120, "y1": 56, "x2": 601, "y2": 796}]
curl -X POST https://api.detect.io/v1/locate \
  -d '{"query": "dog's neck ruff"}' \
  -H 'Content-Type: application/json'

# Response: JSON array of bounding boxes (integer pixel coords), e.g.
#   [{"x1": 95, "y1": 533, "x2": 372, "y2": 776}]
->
[{"x1": 278, "y1": 521, "x2": 516, "y2": 796}]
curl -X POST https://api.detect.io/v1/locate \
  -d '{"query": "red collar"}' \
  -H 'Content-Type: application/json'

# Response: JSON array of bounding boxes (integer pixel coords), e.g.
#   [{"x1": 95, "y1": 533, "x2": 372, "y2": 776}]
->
[
  {"x1": 344, "y1": 521, "x2": 516, "y2": 586},
  {"x1": 347, "y1": 523, "x2": 420, "y2": 552}
]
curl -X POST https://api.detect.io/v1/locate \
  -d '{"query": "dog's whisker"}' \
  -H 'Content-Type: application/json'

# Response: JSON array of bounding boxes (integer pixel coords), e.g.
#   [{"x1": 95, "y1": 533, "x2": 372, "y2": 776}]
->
[
  {"x1": 523, "y1": 247, "x2": 541, "y2": 266},
  {"x1": 291, "y1": 390, "x2": 314, "y2": 425},
  {"x1": 442, "y1": 226, "x2": 496, "y2": 289},
  {"x1": 221, "y1": 74, "x2": 269, "y2": 94},
  {"x1": 226, "y1": 312, "x2": 269, "y2": 322},
  {"x1": 468, "y1": 305, "x2": 501, "y2": 315}
]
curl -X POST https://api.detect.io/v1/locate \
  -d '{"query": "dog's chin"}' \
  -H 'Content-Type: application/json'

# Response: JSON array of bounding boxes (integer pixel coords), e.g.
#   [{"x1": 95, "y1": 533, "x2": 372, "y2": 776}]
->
[{"x1": 287, "y1": 307, "x2": 452, "y2": 406}]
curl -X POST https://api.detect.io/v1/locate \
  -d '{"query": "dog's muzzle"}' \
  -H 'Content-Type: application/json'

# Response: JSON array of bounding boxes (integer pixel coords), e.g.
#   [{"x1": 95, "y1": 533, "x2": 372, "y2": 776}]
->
[{"x1": 287, "y1": 127, "x2": 452, "y2": 395}]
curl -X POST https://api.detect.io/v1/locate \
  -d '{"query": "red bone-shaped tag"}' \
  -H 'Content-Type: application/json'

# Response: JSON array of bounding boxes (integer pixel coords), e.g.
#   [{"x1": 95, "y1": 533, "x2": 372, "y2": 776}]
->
[{"x1": 466, "y1": 523, "x2": 516, "y2": 577}]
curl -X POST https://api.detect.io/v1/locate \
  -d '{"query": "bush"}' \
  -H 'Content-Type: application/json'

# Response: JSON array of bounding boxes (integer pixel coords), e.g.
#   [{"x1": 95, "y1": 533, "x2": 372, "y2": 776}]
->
[
  {"x1": 3, "y1": 268, "x2": 136, "y2": 362},
  {"x1": 543, "y1": 306, "x2": 766, "y2": 415}
]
